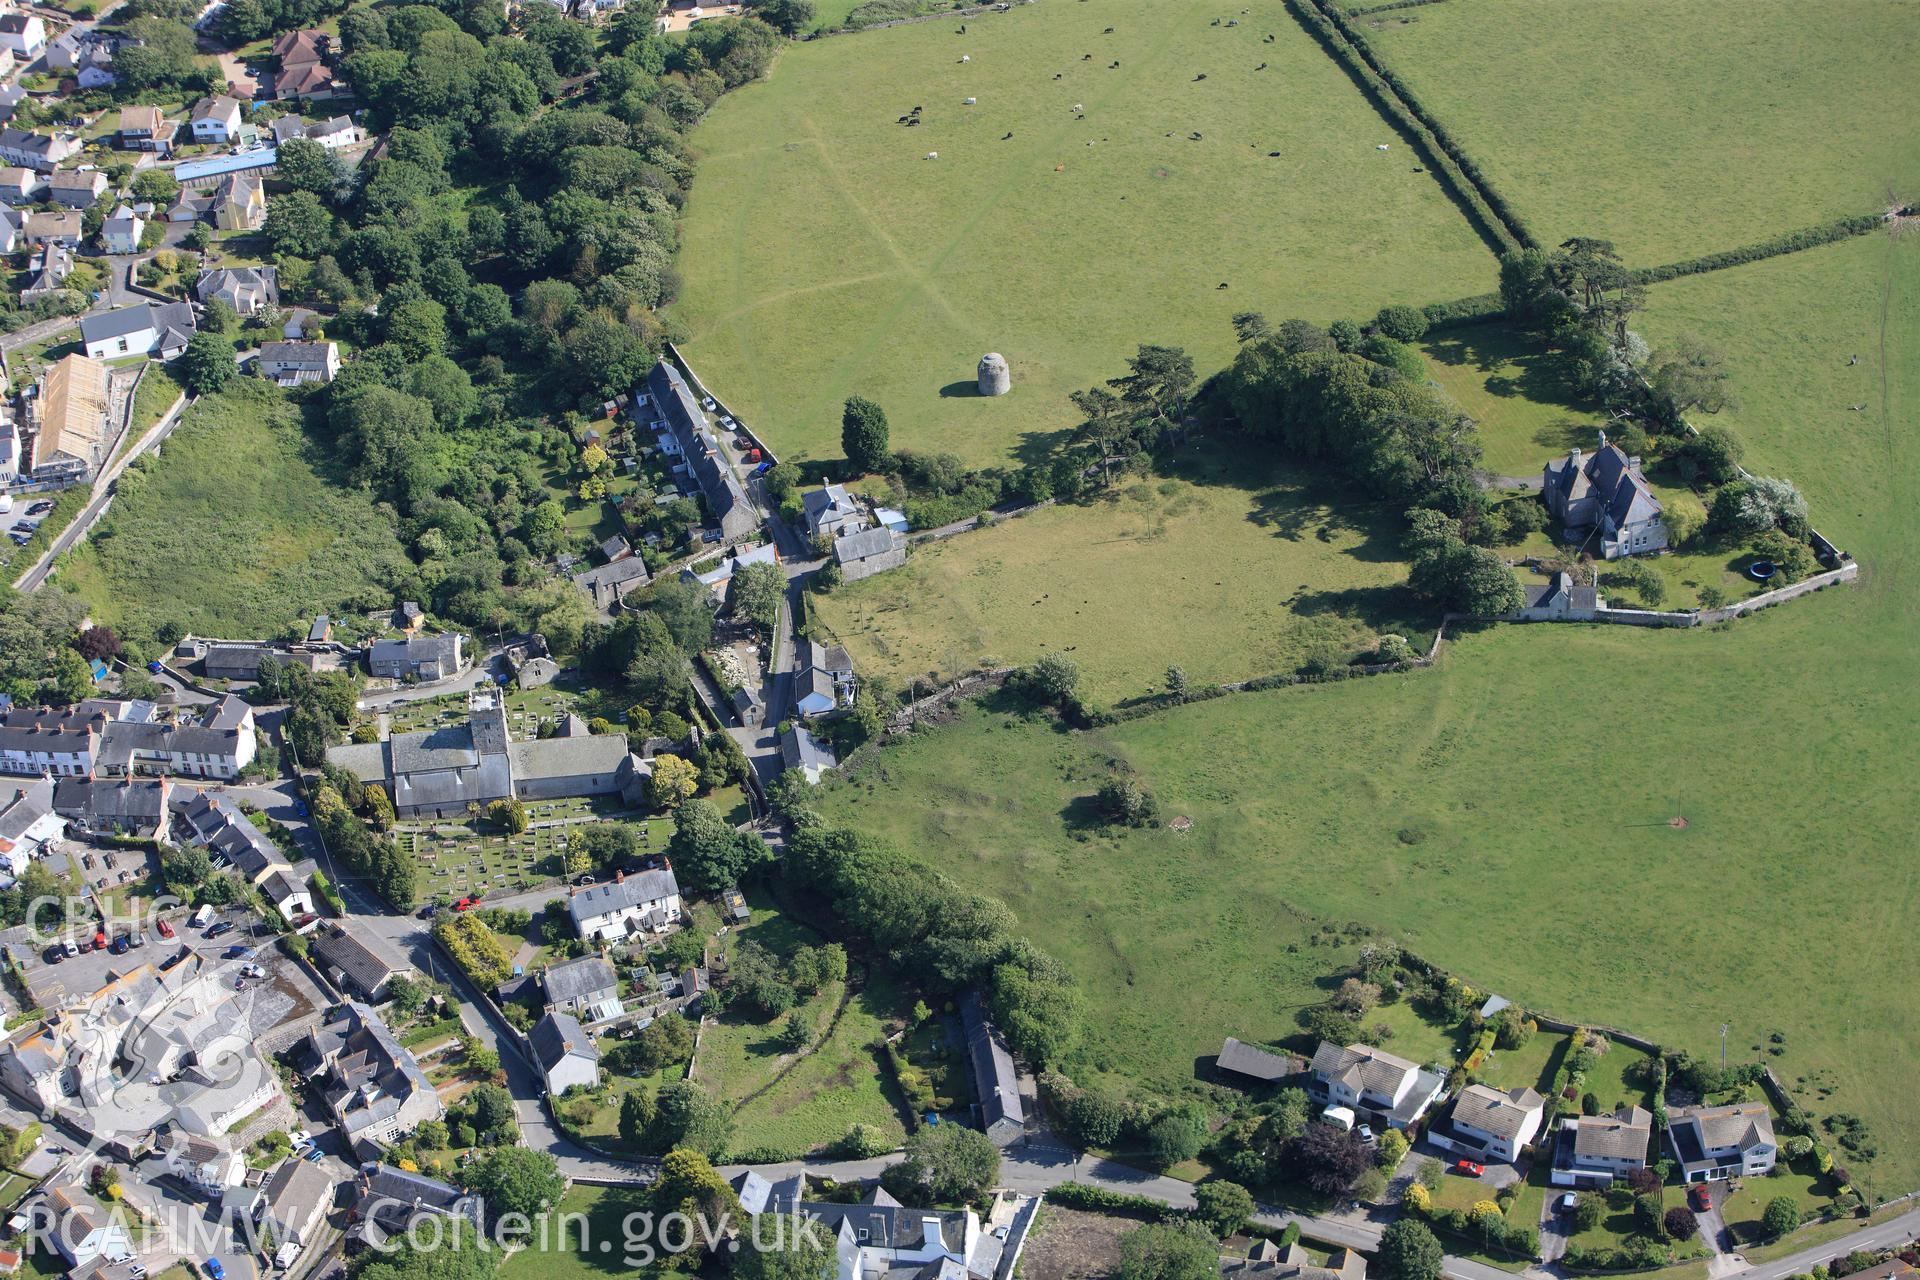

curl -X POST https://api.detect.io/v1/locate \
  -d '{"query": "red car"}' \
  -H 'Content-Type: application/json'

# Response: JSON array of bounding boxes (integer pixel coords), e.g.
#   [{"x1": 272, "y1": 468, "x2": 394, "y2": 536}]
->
[
  {"x1": 1455, "y1": 1160, "x2": 1485, "y2": 1177},
  {"x1": 156, "y1": 919, "x2": 175, "y2": 939},
  {"x1": 1689, "y1": 1185, "x2": 1713, "y2": 1211},
  {"x1": 454, "y1": 897, "x2": 475, "y2": 912},
  {"x1": 92, "y1": 931, "x2": 107, "y2": 951}
]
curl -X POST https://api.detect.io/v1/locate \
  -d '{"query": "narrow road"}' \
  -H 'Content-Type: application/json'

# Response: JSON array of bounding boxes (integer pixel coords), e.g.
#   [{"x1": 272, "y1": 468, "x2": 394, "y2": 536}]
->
[{"x1": 13, "y1": 389, "x2": 192, "y2": 591}]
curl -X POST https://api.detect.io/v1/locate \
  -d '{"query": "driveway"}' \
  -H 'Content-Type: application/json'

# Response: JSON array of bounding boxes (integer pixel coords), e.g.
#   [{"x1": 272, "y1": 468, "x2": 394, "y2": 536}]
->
[{"x1": 1537, "y1": 1185, "x2": 1574, "y2": 1262}]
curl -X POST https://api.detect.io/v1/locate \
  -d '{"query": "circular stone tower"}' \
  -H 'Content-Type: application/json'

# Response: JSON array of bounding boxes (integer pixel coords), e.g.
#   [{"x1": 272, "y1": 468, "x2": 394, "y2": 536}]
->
[{"x1": 977, "y1": 352, "x2": 1011, "y2": 396}]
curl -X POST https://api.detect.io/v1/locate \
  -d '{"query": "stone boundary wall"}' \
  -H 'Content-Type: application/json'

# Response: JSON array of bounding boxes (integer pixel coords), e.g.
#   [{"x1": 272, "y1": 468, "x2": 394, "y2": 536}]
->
[{"x1": 805, "y1": 0, "x2": 1036, "y2": 41}]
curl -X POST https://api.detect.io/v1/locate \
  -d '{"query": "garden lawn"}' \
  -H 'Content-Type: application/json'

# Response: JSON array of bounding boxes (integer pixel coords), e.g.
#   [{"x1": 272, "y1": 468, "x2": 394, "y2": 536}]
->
[
  {"x1": 811, "y1": 443, "x2": 1431, "y2": 703},
  {"x1": 671, "y1": 0, "x2": 1495, "y2": 468},
  {"x1": 60, "y1": 382, "x2": 413, "y2": 647},
  {"x1": 1358, "y1": 0, "x2": 1920, "y2": 264},
  {"x1": 497, "y1": 1184, "x2": 657, "y2": 1280},
  {"x1": 813, "y1": 231, "x2": 1920, "y2": 1191},
  {"x1": 1419, "y1": 327, "x2": 1602, "y2": 478}
]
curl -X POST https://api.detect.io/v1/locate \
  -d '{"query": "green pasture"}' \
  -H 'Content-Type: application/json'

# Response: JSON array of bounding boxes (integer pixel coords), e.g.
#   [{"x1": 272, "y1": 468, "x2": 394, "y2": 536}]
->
[
  {"x1": 813, "y1": 231, "x2": 1920, "y2": 1192},
  {"x1": 811, "y1": 442, "x2": 1433, "y2": 702},
  {"x1": 672, "y1": 0, "x2": 1495, "y2": 468},
  {"x1": 1359, "y1": 0, "x2": 1919, "y2": 264},
  {"x1": 61, "y1": 382, "x2": 413, "y2": 648}
]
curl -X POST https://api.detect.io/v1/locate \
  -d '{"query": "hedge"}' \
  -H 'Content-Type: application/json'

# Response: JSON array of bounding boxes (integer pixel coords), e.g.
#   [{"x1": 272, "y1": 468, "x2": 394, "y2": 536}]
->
[
  {"x1": 1629, "y1": 213, "x2": 1883, "y2": 285},
  {"x1": 1345, "y1": 0, "x2": 1447, "y2": 15},
  {"x1": 1293, "y1": 0, "x2": 1536, "y2": 251},
  {"x1": 1045, "y1": 1182, "x2": 1187, "y2": 1222},
  {"x1": 432, "y1": 912, "x2": 516, "y2": 988},
  {"x1": 1421, "y1": 292, "x2": 1506, "y2": 327}
]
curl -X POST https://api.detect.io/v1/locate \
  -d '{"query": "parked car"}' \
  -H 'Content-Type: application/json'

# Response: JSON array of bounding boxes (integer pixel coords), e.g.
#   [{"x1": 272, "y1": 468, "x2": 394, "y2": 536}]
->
[
  {"x1": 1689, "y1": 1185, "x2": 1713, "y2": 1211},
  {"x1": 223, "y1": 944, "x2": 248, "y2": 958},
  {"x1": 1455, "y1": 1159, "x2": 1485, "y2": 1177},
  {"x1": 26, "y1": 501, "x2": 53, "y2": 516},
  {"x1": 43, "y1": 946, "x2": 63, "y2": 964},
  {"x1": 9, "y1": 533, "x2": 29, "y2": 546},
  {"x1": 303, "y1": 1147, "x2": 324, "y2": 1163},
  {"x1": 156, "y1": 919, "x2": 175, "y2": 938},
  {"x1": 147, "y1": 660, "x2": 165, "y2": 674},
  {"x1": 10, "y1": 522, "x2": 33, "y2": 534},
  {"x1": 91, "y1": 931, "x2": 107, "y2": 950},
  {"x1": 1357, "y1": 1124, "x2": 1374, "y2": 1142},
  {"x1": 109, "y1": 935, "x2": 129, "y2": 954},
  {"x1": 206, "y1": 920, "x2": 235, "y2": 938},
  {"x1": 1559, "y1": 1193, "x2": 1579, "y2": 1212},
  {"x1": 204, "y1": 1260, "x2": 225, "y2": 1280}
]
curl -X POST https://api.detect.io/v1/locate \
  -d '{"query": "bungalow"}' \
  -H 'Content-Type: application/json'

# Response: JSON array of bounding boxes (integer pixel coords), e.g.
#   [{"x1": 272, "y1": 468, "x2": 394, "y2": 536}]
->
[
  {"x1": 46, "y1": 168, "x2": 106, "y2": 210},
  {"x1": 567, "y1": 868, "x2": 682, "y2": 943},
  {"x1": 1667, "y1": 1101, "x2": 1776, "y2": 1183},
  {"x1": 1308, "y1": 1041, "x2": 1447, "y2": 1130},
  {"x1": 310, "y1": 924, "x2": 411, "y2": 1002},
  {"x1": 833, "y1": 526, "x2": 905, "y2": 583},
  {"x1": 274, "y1": 113, "x2": 360, "y2": 149},
  {"x1": 531, "y1": 1012, "x2": 599, "y2": 1095},
  {"x1": 118, "y1": 106, "x2": 177, "y2": 155},
  {"x1": 259, "y1": 339, "x2": 339, "y2": 385},
  {"x1": 1216, "y1": 1037, "x2": 1305, "y2": 1087},
  {"x1": 100, "y1": 205, "x2": 143, "y2": 255},
  {"x1": 1224, "y1": 1241, "x2": 1368, "y2": 1280},
  {"x1": 1542, "y1": 432, "x2": 1667, "y2": 560},
  {"x1": 960, "y1": 990, "x2": 1024, "y2": 1145},
  {"x1": 79, "y1": 302, "x2": 197, "y2": 361},
  {"x1": 1441, "y1": 1084, "x2": 1545, "y2": 1163},
  {"x1": 1552, "y1": 1104, "x2": 1653, "y2": 1187},
  {"x1": 189, "y1": 95, "x2": 244, "y2": 145},
  {"x1": 801, "y1": 482, "x2": 864, "y2": 539},
  {"x1": 0, "y1": 128, "x2": 75, "y2": 173},
  {"x1": 0, "y1": 14, "x2": 45, "y2": 61},
  {"x1": 197, "y1": 265, "x2": 277, "y2": 315}
]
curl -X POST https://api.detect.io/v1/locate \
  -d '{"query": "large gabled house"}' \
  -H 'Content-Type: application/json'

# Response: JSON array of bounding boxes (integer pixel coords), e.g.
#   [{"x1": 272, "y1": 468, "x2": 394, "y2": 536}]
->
[
  {"x1": 1667, "y1": 1101, "x2": 1776, "y2": 1184},
  {"x1": 801, "y1": 482, "x2": 864, "y2": 539},
  {"x1": 567, "y1": 869, "x2": 682, "y2": 943},
  {"x1": 791, "y1": 640, "x2": 853, "y2": 718},
  {"x1": 1439, "y1": 1083, "x2": 1545, "y2": 1163},
  {"x1": 1542, "y1": 432, "x2": 1667, "y2": 560},
  {"x1": 1308, "y1": 1041, "x2": 1446, "y2": 1130},
  {"x1": 1552, "y1": 1103, "x2": 1652, "y2": 1187},
  {"x1": 196, "y1": 265, "x2": 277, "y2": 315},
  {"x1": 302, "y1": 1003, "x2": 442, "y2": 1149},
  {"x1": 79, "y1": 301, "x2": 196, "y2": 361}
]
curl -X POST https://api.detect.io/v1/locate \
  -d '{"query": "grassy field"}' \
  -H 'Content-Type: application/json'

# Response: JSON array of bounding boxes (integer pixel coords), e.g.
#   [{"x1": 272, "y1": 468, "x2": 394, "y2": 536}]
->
[
  {"x1": 1358, "y1": 0, "x2": 1920, "y2": 264},
  {"x1": 1420, "y1": 326, "x2": 1601, "y2": 478},
  {"x1": 61, "y1": 381, "x2": 413, "y2": 647},
  {"x1": 672, "y1": 0, "x2": 1496, "y2": 468},
  {"x1": 814, "y1": 216, "x2": 1920, "y2": 1195},
  {"x1": 811, "y1": 443, "x2": 1432, "y2": 702}
]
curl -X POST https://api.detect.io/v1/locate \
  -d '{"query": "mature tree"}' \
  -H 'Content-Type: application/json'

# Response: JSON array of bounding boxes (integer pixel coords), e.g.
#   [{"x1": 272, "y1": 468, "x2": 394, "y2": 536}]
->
[
  {"x1": 731, "y1": 560, "x2": 784, "y2": 634},
  {"x1": 636, "y1": 1011, "x2": 695, "y2": 1071},
  {"x1": 750, "y1": 0, "x2": 813, "y2": 34},
  {"x1": 130, "y1": 168, "x2": 179, "y2": 203},
  {"x1": 113, "y1": 18, "x2": 204, "y2": 90},
  {"x1": 841, "y1": 395, "x2": 890, "y2": 473},
  {"x1": 1293, "y1": 1122, "x2": 1372, "y2": 1196},
  {"x1": 723, "y1": 939, "x2": 795, "y2": 1017},
  {"x1": 1650, "y1": 336, "x2": 1736, "y2": 419},
  {"x1": 1116, "y1": 1221, "x2": 1219, "y2": 1280},
  {"x1": 886, "y1": 1123, "x2": 999, "y2": 1204},
  {"x1": 1145, "y1": 1108, "x2": 1205, "y2": 1167},
  {"x1": 647, "y1": 1081, "x2": 732, "y2": 1159},
  {"x1": 276, "y1": 137, "x2": 346, "y2": 197},
  {"x1": 648, "y1": 576, "x2": 714, "y2": 653},
  {"x1": 788, "y1": 943, "x2": 846, "y2": 993},
  {"x1": 177, "y1": 332, "x2": 235, "y2": 395},
  {"x1": 617, "y1": 1089, "x2": 656, "y2": 1144},
  {"x1": 487, "y1": 796, "x2": 528, "y2": 834},
  {"x1": 1191, "y1": 1180, "x2": 1255, "y2": 1239},
  {"x1": 264, "y1": 191, "x2": 335, "y2": 257},
  {"x1": 731, "y1": 1222, "x2": 835, "y2": 1280},
  {"x1": 1708, "y1": 475, "x2": 1809, "y2": 539},
  {"x1": 1025, "y1": 651, "x2": 1079, "y2": 704},
  {"x1": 649, "y1": 754, "x2": 700, "y2": 811},
  {"x1": 1372, "y1": 304, "x2": 1429, "y2": 342},
  {"x1": 1377, "y1": 1220, "x2": 1443, "y2": 1280},
  {"x1": 1762, "y1": 1196, "x2": 1801, "y2": 1238},
  {"x1": 1108, "y1": 343, "x2": 1195, "y2": 427},
  {"x1": 1408, "y1": 537, "x2": 1525, "y2": 616},
  {"x1": 1675, "y1": 423, "x2": 1745, "y2": 487},
  {"x1": 354, "y1": 1219, "x2": 497, "y2": 1280},
  {"x1": 1065, "y1": 1090, "x2": 1127, "y2": 1147},
  {"x1": 464, "y1": 1147, "x2": 564, "y2": 1225}
]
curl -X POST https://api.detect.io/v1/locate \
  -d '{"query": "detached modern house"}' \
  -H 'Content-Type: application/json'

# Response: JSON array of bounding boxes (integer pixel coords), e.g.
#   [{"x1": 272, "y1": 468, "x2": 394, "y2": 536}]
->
[
  {"x1": 259, "y1": 340, "x2": 339, "y2": 385},
  {"x1": 196, "y1": 264, "x2": 277, "y2": 315},
  {"x1": 1308, "y1": 1041, "x2": 1447, "y2": 1130},
  {"x1": 568, "y1": 869, "x2": 683, "y2": 943},
  {"x1": 531, "y1": 1012, "x2": 599, "y2": 1095},
  {"x1": 1438, "y1": 1084, "x2": 1545, "y2": 1163},
  {"x1": 1542, "y1": 432, "x2": 1667, "y2": 560},
  {"x1": 1552, "y1": 1103, "x2": 1653, "y2": 1187},
  {"x1": 189, "y1": 94, "x2": 243, "y2": 144},
  {"x1": 1667, "y1": 1101, "x2": 1776, "y2": 1183}
]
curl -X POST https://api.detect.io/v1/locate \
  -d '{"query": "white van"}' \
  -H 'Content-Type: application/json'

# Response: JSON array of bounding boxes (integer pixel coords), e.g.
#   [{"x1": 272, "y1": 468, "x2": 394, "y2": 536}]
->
[
  {"x1": 191, "y1": 904, "x2": 215, "y2": 929},
  {"x1": 1321, "y1": 1105, "x2": 1358, "y2": 1132}
]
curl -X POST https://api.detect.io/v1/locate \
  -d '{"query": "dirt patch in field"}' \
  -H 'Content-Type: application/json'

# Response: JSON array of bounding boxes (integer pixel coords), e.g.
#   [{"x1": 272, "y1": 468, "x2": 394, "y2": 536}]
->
[
  {"x1": 1668, "y1": 816, "x2": 1690, "y2": 829},
  {"x1": 1020, "y1": 1206, "x2": 1132, "y2": 1280}
]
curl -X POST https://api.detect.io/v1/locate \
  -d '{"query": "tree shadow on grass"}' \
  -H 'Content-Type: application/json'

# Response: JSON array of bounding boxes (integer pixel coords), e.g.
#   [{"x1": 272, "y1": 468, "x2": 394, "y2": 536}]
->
[
  {"x1": 1426, "y1": 329, "x2": 1600, "y2": 420},
  {"x1": 1285, "y1": 584, "x2": 1434, "y2": 640},
  {"x1": 1059, "y1": 792, "x2": 1108, "y2": 833},
  {"x1": 1012, "y1": 424, "x2": 1077, "y2": 471}
]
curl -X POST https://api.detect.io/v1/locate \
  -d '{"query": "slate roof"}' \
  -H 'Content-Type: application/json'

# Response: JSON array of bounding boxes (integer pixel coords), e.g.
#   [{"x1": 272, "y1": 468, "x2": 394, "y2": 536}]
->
[
  {"x1": 262, "y1": 1157, "x2": 333, "y2": 1231},
  {"x1": 961, "y1": 988, "x2": 1023, "y2": 1133},
  {"x1": 568, "y1": 869, "x2": 680, "y2": 927},
  {"x1": 833, "y1": 526, "x2": 901, "y2": 563},
  {"x1": 310, "y1": 925, "x2": 409, "y2": 995},
  {"x1": 369, "y1": 633, "x2": 461, "y2": 673},
  {"x1": 506, "y1": 732, "x2": 632, "y2": 783},
  {"x1": 531, "y1": 1012, "x2": 598, "y2": 1072},
  {"x1": 646, "y1": 361, "x2": 752, "y2": 536},
  {"x1": 1673, "y1": 1101, "x2": 1774, "y2": 1154},
  {"x1": 195, "y1": 265, "x2": 276, "y2": 307},
  {"x1": 79, "y1": 301, "x2": 194, "y2": 348},
  {"x1": 542, "y1": 956, "x2": 617, "y2": 1006},
  {"x1": 173, "y1": 790, "x2": 280, "y2": 878},
  {"x1": 53, "y1": 776, "x2": 167, "y2": 823},
  {"x1": 778, "y1": 725, "x2": 835, "y2": 774},
  {"x1": 359, "y1": 1164, "x2": 478, "y2": 1225},
  {"x1": 1218, "y1": 1037, "x2": 1302, "y2": 1083}
]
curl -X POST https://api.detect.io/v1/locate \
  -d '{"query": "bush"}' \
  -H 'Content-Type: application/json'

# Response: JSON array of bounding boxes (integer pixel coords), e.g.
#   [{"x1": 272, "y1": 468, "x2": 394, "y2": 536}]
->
[
  {"x1": 1763, "y1": 1196, "x2": 1802, "y2": 1238},
  {"x1": 1665, "y1": 1207, "x2": 1699, "y2": 1241},
  {"x1": 1372, "y1": 304, "x2": 1429, "y2": 342}
]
